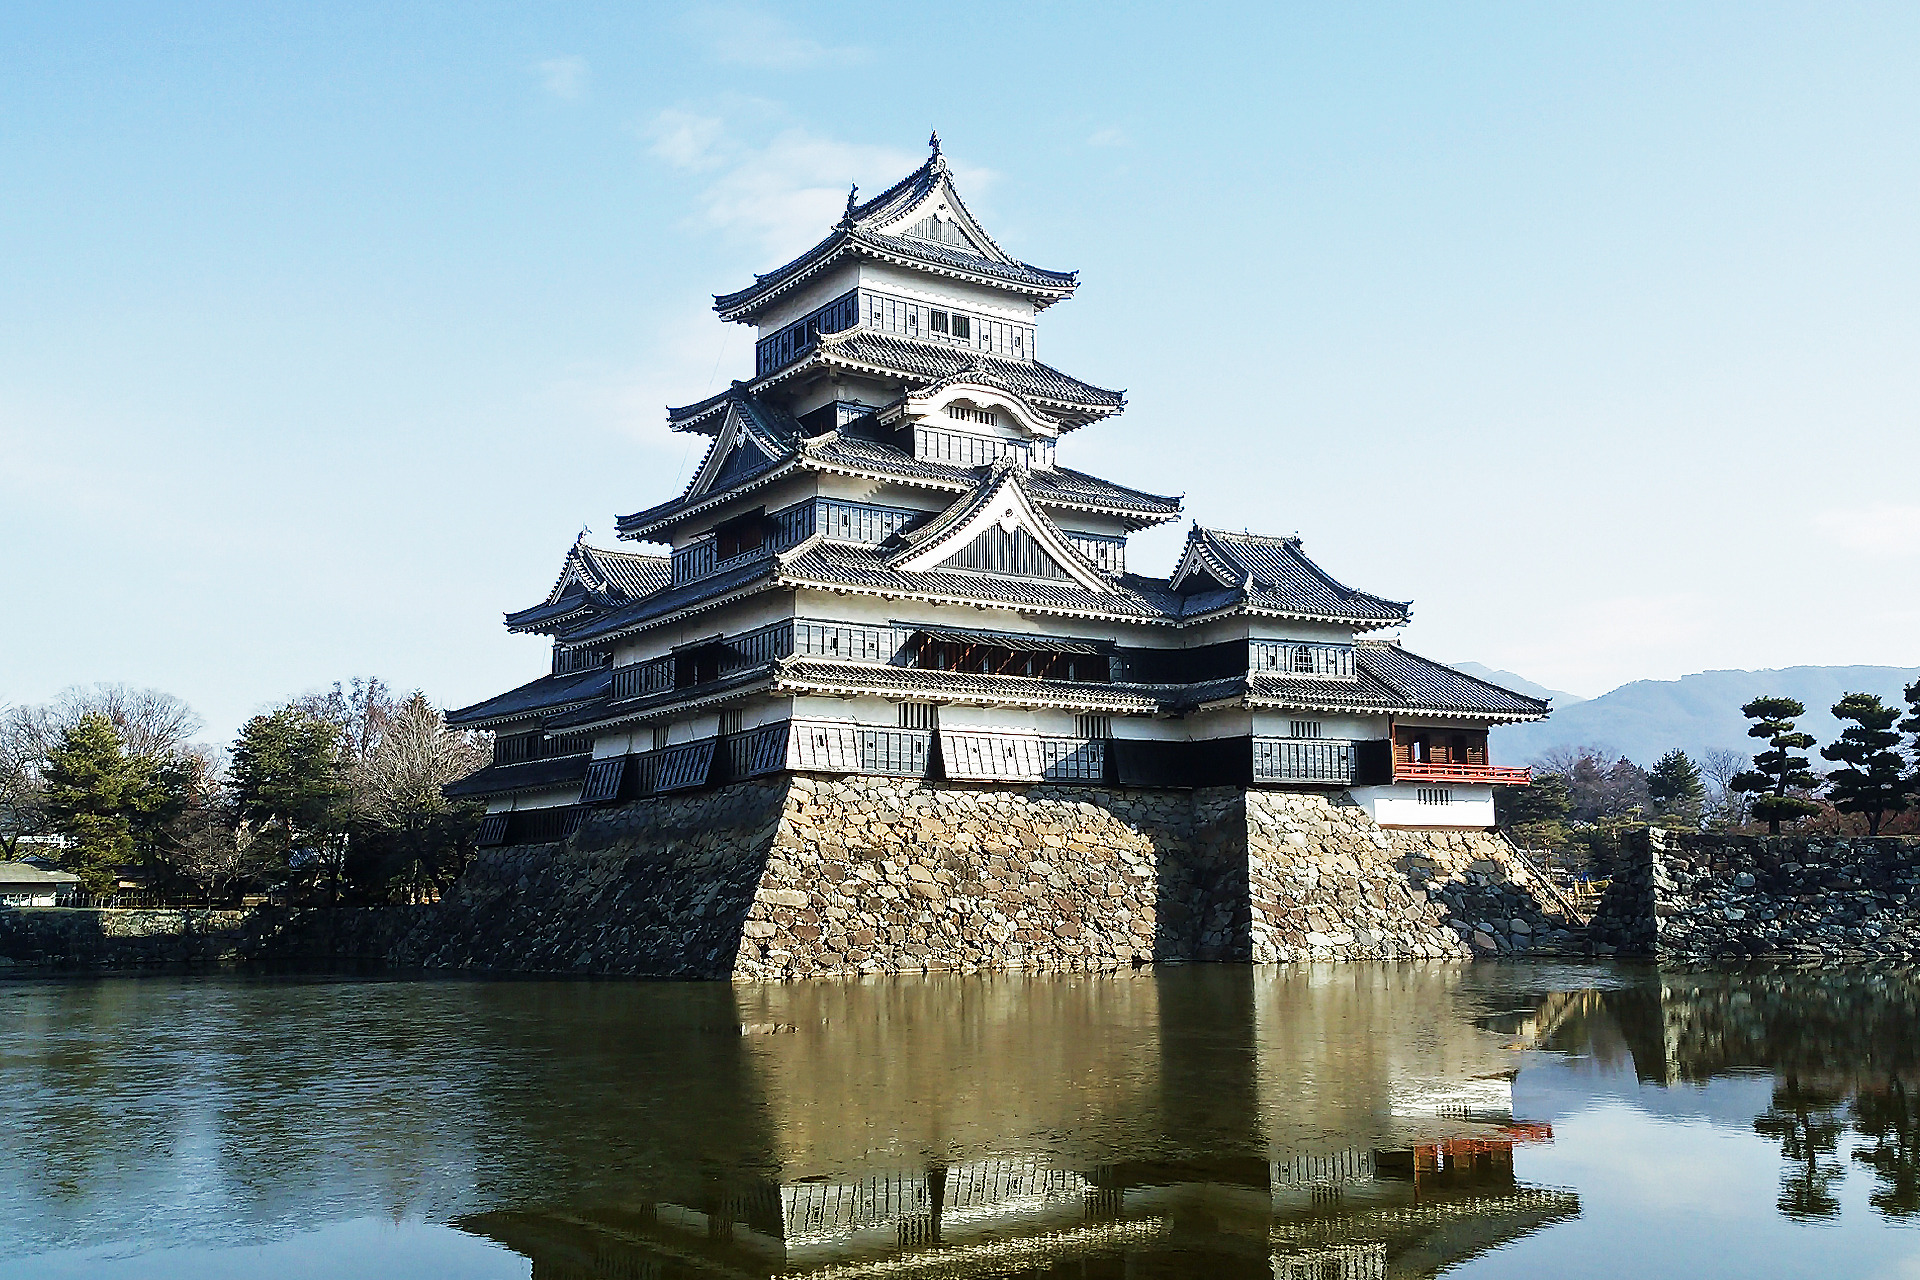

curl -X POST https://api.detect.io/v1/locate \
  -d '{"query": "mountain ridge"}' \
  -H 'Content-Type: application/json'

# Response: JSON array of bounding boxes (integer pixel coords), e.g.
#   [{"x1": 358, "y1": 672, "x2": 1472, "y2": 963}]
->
[{"x1": 1483, "y1": 663, "x2": 1920, "y2": 766}]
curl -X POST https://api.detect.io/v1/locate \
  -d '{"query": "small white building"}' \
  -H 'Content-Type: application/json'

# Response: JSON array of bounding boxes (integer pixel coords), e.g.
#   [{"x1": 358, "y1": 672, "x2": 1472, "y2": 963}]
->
[
  {"x1": 448, "y1": 137, "x2": 1547, "y2": 840},
  {"x1": 0, "y1": 862, "x2": 81, "y2": 908}
]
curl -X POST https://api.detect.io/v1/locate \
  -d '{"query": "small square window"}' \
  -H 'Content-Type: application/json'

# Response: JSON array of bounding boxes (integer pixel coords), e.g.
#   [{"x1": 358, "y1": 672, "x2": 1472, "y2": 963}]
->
[
  {"x1": 951, "y1": 314, "x2": 971, "y2": 340},
  {"x1": 929, "y1": 310, "x2": 950, "y2": 335}
]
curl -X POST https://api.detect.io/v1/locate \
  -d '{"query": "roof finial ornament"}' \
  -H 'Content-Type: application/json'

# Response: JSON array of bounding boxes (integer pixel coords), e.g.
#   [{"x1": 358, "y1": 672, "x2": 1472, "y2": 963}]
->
[
  {"x1": 840, "y1": 182, "x2": 858, "y2": 227},
  {"x1": 928, "y1": 129, "x2": 940, "y2": 155}
]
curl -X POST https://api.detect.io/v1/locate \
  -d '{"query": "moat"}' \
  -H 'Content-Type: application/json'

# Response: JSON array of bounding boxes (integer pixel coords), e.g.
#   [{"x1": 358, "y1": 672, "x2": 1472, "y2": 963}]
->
[{"x1": 5, "y1": 965, "x2": 1920, "y2": 1279}]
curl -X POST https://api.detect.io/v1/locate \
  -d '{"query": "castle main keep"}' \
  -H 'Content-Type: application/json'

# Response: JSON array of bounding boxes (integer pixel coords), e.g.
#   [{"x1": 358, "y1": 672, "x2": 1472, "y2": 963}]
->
[{"x1": 439, "y1": 138, "x2": 1557, "y2": 977}]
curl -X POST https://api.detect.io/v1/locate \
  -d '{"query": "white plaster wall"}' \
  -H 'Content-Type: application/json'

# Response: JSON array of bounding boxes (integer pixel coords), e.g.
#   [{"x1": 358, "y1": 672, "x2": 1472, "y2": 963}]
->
[
  {"x1": 488, "y1": 787, "x2": 584, "y2": 813},
  {"x1": 791, "y1": 694, "x2": 897, "y2": 724},
  {"x1": 857, "y1": 262, "x2": 1037, "y2": 324},
  {"x1": 1350, "y1": 784, "x2": 1496, "y2": 829},
  {"x1": 1248, "y1": 711, "x2": 1380, "y2": 741},
  {"x1": 610, "y1": 593, "x2": 797, "y2": 666},
  {"x1": 660, "y1": 474, "x2": 820, "y2": 551},
  {"x1": 750, "y1": 263, "x2": 862, "y2": 333},
  {"x1": 936, "y1": 704, "x2": 1081, "y2": 734}
]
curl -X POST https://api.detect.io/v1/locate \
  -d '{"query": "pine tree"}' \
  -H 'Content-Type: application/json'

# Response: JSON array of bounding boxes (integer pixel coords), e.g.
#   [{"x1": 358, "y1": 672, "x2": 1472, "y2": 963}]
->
[
  {"x1": 40, "y1": 713, "x2": 173, "y2": 894},
  {"x1": 1647, "y1": 749, "x2": 1706, "y2": 824},
  {"x1": 1823, "y1": 693, "x2": 1912, "y2": 835},
  {"x1": 229, "y1": 706, "x2": 349, "y2": 896},
  {"x1": 1903, "y1": 679, "x2": 1920, "y2": 795},
  {"x1": 1730, "y1": 696, "x2": 1823, "y2": 835}
]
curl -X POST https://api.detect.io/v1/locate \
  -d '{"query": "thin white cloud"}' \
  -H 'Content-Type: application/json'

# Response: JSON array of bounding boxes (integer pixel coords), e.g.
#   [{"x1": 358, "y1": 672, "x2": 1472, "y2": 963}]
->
[
  {"x1": 1813, "y1": 504, "x2": 1920, "y2": 557},
  {"x1": 533, "y1": 56, "x2": 589, "y2": 100},
  {"x1": 547, "y1": 298, "x2": 754, "y2": 458},
  {"x1": 682, "y1": 5, "x2": 869, "y2": 69},
  {"x1": 644, "y1": 111, "x2": 957, "y2": 258}
]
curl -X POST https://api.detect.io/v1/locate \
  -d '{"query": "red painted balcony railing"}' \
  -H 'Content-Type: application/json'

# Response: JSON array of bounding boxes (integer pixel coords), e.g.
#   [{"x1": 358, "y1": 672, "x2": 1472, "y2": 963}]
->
[{"x1": 1393, "y1": 761, "x2": 1532, "y2": 785}]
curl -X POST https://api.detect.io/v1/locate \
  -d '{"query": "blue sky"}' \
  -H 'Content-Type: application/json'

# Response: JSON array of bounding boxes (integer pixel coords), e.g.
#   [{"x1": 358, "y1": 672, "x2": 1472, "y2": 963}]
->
[{"x1": 3, "y1": 1, "x2": 1918, "y2": 746}]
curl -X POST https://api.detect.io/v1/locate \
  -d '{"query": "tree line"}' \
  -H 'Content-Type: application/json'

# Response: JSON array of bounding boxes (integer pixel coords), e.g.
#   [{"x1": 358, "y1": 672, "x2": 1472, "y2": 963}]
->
[
  {"x1": 1499, "y1": 680, "x2": 1920, "y2": 858},
  {"x1": 0, "y1": 680, "x2": 490, "y2": 904}
]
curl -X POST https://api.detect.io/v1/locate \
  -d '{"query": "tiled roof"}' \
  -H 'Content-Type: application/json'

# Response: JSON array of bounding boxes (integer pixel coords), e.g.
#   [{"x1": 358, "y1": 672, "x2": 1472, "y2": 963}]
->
[
  {"x1": 620, "y1": 409, "x2": 1179, "y2": 541},
  {"x1": 1172, "y1": 527, "x2": 1411, "y2": 627},
  {"x1": 503, "y1": 585, "x2": 599, "y2": 634},
  {"x1": 1354, "y1": 642, "x2": 1550, "y2": 718},
  {"x1": 710, "y1": 149, "x2": 1077, "y2": 320},
  {"x1": 505, "y1": 542, "x2": 672, "y2": 633},
  {"x1": 443, "y1": 754, "x2": 591, "y2": 799},
  {"x1": 816, "y1": 331, "x2": 1123, "y2": 413},
  {"x1": 0, "y1": 862, "x2": 80, "y2": 888},
  {"x1": 802, "y1": 429, "x2": 1179, "y2": 520},
  {"x1": 710, "y1": 228, "x2": 1076, "y2": 320},
  {"x1": 778, "y1": 540, "x2": 1169, "y2": 621},
  {"x1": 444, "y1": 668, "x2": 612, "y2": 728},
  {"x1": 581, "y1": 545, "x2": 670, "y2": 599},
  {"x1": 544, "y1": 666, "x2": 777, "y2": 731},
  {"x1": 555, "y1": 551, "x2": 778, "y2": 644},
  {"x1": 773, "y1": 659, "x2": 1175, "y2": 713},
  {"x1": 1229, "y1": 645, "x2": 1547, "y2": 720}
]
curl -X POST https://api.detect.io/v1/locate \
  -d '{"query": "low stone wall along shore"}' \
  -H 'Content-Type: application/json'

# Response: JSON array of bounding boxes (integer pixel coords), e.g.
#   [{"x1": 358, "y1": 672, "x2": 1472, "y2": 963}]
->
[
  {"x1": 1589, "y1": 828, "x2": 1920, "y2": 962},
  {"x1": 18, "y1": 787, "x2": 1913, "y2": 977}
]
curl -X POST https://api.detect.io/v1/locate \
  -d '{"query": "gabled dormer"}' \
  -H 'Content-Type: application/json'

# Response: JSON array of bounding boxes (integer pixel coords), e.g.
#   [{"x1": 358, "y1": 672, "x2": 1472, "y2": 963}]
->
[{"x1": 890, "y1": 462, "x2": 1113, "y2": 592}]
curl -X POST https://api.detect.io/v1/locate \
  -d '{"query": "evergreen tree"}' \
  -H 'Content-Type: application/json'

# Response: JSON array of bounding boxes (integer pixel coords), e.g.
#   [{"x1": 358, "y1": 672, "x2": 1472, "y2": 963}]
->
[
  {"x1": 1647, "y1": 749, "x2": 1706, "y2": 825},
  {"x1": 1731, "y1": 696, "x2": 1823, "y2": 835},
  {"x1": 1822, "y1": 692, "x2": 1911, "y2": 836},
  {"x1": 229, "y1": 706, "x2": 348, "y2": 896},
  {"x1": 1903, "y1": 679, "x2": 1920, "y2": 794},
  {"x1": 40, "y1": 713, "x2": 174, "y2": 894}
]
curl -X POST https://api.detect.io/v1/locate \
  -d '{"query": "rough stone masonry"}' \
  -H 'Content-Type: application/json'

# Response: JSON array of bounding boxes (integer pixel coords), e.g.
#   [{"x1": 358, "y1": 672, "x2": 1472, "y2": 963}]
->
[{"x1": 307, "y1": 776, "x2": 1578, "y2": 979}]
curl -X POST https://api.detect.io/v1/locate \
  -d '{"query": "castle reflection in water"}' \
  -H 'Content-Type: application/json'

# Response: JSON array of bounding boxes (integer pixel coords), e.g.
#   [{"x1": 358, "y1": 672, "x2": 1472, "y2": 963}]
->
[
  {"x1": 459, "y1": 967, "x2": 1581, "y2": 1280},
  {"x1": 8, "y1": 964, "x2": 1920, "y2": 1274},
  {"x1": 464, "y1": 1136, "x2": 1573, "y2": 1280}
]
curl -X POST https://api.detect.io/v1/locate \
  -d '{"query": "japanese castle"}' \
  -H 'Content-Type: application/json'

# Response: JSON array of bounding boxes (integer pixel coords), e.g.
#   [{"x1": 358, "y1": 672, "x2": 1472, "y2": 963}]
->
[{"x1": 448, "y1": 137, "x2": 1545, "y2": 844}]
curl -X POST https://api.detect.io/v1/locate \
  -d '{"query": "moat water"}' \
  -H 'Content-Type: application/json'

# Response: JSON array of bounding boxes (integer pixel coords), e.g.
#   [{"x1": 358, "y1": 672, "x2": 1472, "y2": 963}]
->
[{"x1": 3, "y1": 965, "x2": 1918, "y2": 1279}]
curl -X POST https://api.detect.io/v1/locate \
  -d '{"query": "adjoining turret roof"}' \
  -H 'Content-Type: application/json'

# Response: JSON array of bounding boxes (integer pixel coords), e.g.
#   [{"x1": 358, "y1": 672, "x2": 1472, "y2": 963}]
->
[
  {"x1": 711, "y1": 137, "x2": 1078, "y2": 322},
  {"x1": 503, "y1": 538, "x2": 671, "y2": 635},
  {"x1": 1168, "y1": 526, "x2": 1412, "y2": 629}
]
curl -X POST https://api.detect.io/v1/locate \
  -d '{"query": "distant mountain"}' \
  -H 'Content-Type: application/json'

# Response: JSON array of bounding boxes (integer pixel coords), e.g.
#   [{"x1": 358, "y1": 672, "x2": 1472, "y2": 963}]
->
[
  {"x1": 1448, "y1": 662, "x2": 1586, "y2": 707},
  {"x1": 1487, "y1": 665, "x2": 1920, "y2": 767}
]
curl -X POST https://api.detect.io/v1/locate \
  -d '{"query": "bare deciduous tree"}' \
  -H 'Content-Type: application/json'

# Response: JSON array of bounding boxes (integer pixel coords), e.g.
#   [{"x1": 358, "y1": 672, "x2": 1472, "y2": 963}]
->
[
  {"x1": 49, "y1": 683, "x2": 203, "y2": 764},
  {"x1": 1702, "y1": 747, "x2": 1751, "y2": 830},
  {"x1": 0, "y1": 705, "x2": 51, "y2": 857}
]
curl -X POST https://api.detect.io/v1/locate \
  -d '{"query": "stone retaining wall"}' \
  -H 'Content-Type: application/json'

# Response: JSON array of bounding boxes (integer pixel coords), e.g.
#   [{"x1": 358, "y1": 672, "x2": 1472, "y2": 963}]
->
[
  {"x1": 0, "y1": 907, "x2": 247, "y2": 969},
  {"x1": 265, "y1": 777, "x2": 1569, "y2": 978},
  {"x1": 7, "y1": 780, "x2": 1580, "y2": 978},
  {"x1": 1588, "y1": 829, "x2": 1920, "y2": 961}
]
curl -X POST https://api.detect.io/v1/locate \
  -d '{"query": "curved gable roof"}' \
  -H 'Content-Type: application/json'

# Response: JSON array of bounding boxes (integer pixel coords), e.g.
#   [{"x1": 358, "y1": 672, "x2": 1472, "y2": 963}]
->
[
  {"x1": 711, "y1": 143, "x2": 1077, "y2": 322},
  {"x1": 1171, "y1": 527, "x2": 1411, "y2": 628}
]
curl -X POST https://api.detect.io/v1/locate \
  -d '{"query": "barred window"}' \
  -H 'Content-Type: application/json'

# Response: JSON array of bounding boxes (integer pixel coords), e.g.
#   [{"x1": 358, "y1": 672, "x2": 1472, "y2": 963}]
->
[
  {"x1": 718, "y1": 709, "x2": 742, "y2": 736},
  {"x1": 898, "y1": 702, "x2": 938, "y2": 730},
  {"x1": 1289, "y1": 721, "x2": 1322, "y2": 739},
  {"x1": 1417, "y1": 788, "x2": 1453, "y2": 806},
  {"x1": 1076, "y1": 714, "x2": 1112, "y2": 740}
]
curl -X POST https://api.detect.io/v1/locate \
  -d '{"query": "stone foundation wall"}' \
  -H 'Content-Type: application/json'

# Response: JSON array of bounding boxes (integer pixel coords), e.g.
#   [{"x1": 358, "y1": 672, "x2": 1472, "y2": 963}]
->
[
  {"x1": 0, "y1": 908, "x2": 247, "y2": 969},
  {"x1": 1590, "y1": 829, "x2": 1920, "y2": 961},
  {"x1": 230, "y1": 777, "x2": 1567, "y2": 979},
  {"x1": 385, "y1": 779, "x2": 793, "y2": 976}
]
